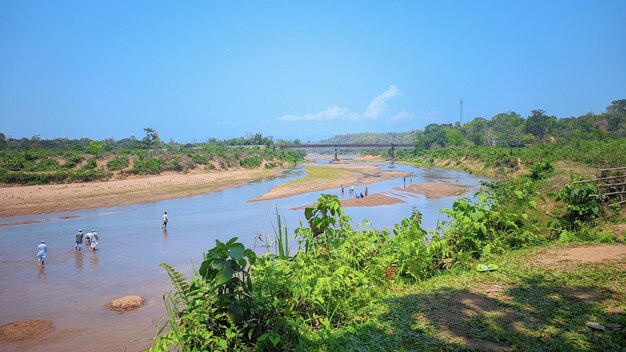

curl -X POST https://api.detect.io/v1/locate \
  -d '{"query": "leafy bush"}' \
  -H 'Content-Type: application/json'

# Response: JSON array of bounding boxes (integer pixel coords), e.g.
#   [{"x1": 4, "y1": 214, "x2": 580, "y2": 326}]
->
[
  {"x1": 63, "y1": 154, "x2": 83, "y2": 169},
  {"x1": 191, "y1": 154, "x2": 209, "y2": 165},
  {"x1": 555, "y1": 182, "x2": 601, "y2": 227},
  {"x1": 529, "y1": 159, "x2": 554, "y2": 180},
  {"x1": 131, "y1": 156, "x2": 162, "y2": 174},
  {"x1": 106, "y1": 156, "x2": 129, "y2": 171},
  {"x1": 240, "y1": 155, "x2": 263, "y2": 168},
  {"x1": 82, "y1": 158, "x2": 97, "y2": 170},
  {"x1": 557, "y1": 229, "x2": 616, "y2": 244}
]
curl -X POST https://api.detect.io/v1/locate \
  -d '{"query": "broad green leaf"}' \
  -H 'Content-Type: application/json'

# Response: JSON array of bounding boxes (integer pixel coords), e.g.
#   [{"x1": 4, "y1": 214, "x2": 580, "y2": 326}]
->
[
  {"x1": 228, "y1": 243, "x2": 245, "y2": 261},
  {"x1": 211, "y1": 258, "x2": 234, "y2": 285},
  {"x1": 269, "y1": 334, "x2": 281, "y2": 346},
  {"x1": 304, "y1": 207, "x2": 315, "y2": 220}
]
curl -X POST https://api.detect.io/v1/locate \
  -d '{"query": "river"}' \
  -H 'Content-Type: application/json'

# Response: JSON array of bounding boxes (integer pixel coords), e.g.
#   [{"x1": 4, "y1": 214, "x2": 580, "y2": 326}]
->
[{"x1": 0, "y1": 161, "x2": 485, "y2": 351}]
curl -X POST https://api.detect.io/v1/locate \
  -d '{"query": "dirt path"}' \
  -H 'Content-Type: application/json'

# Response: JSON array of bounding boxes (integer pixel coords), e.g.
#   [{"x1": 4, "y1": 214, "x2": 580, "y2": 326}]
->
[{"x1": 534, "y1": 244, "x2": 626, "y2": 269}]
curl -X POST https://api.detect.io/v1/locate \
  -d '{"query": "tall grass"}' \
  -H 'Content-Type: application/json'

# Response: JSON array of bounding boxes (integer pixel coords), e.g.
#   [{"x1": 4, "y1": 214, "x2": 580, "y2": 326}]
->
[{"x1": 272, "y1": 206, "x2": 290, "y2": 258}]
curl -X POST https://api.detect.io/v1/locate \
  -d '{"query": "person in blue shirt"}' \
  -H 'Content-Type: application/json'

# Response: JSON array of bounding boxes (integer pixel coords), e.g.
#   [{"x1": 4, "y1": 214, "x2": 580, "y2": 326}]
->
[
  {"x1": 37, "y1": 241, "x2": 47, "y2": 266},
  {"x1": 75, "y1": 229, "x2": 83, "y2": 251}
]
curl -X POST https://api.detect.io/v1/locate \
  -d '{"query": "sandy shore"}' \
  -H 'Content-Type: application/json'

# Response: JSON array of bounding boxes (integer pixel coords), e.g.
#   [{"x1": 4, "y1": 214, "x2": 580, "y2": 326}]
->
[
  {"x1": 249, "y1": 163, "x2": 409, "y2": 202},
  {"x1": 0, "y1": 168, "x2": 282, "y2": 218},
  {"x1": 396, "y1": 182, "x2": 469, "y2": 198},
  {"x1": 291, "y1": 193, "x2": 405, "y2": 210}
]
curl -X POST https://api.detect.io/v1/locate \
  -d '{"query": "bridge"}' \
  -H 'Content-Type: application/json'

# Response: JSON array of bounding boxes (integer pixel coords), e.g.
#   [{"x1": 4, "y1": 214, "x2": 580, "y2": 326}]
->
[{"x1": 279, "y1": 143, "x2": 415, "y2": 160}]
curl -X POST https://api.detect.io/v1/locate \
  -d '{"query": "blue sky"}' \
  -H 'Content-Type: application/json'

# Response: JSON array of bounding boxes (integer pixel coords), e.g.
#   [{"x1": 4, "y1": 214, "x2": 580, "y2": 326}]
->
[{"x1": 1, "y1": 1, "x2": 625, "y2": 142}]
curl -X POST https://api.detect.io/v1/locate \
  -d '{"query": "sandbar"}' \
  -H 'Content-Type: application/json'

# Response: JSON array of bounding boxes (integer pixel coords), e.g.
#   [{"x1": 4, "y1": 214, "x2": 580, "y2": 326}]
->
[
  {"x1": 291, "y1": 193, "x2": 404, "y2": 210},
  {"x1": 0, "y1": 168, "x2": 281, "y2": 218},
  {"x1": 249, "y1": 164, "x2": 409, "y2": 202},
  {"x1": 396, "y1": 182, "x2": 468, "y2": 198}
]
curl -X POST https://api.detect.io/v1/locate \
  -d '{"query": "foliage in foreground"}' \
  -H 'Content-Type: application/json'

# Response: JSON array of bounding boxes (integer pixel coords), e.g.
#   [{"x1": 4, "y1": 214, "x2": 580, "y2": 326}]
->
[{"x1": 151, "y1": 164, "x2": 623, "y2": 351}]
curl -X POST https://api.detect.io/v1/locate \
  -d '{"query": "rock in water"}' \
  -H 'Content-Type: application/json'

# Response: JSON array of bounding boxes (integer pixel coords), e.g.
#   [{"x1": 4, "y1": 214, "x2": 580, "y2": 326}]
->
[{"x1": 107, "y1": 295, "x2": 145, "y2": 311}]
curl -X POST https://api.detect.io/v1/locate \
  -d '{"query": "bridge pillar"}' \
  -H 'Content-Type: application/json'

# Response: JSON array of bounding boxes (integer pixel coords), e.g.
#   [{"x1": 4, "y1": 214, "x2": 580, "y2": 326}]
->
[
  {"x1": 334, "y1": 148, "x2": 339, "y2": 161},
  {"x1": 389, "y1": 144, "x2": 395, "y2": 159}
]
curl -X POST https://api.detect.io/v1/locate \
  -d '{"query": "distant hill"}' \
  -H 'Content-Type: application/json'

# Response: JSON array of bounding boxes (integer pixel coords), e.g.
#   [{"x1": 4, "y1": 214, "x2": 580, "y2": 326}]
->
[{"x1": 319, "y1": 131, "x2": 419, "y2": 144}]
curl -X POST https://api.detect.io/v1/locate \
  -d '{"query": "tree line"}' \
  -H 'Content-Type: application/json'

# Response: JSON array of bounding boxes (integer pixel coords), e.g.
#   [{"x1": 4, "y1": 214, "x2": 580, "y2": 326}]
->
[
  {"x1": 0, "y1": 129, "x2": 305, "y2": 185},
  {"x1": 322, "y1": 99, "x2": 626, "y2": 148}
]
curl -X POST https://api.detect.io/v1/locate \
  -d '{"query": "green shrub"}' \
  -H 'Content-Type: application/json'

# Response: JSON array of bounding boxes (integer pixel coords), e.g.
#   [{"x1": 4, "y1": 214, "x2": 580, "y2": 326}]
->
[
  {"x1": 529, "y1": 159, "x2": 554, "y2": 180},
  {"x1": 240, "y1": 155, "x2": 263, "y2": 168},
  {"x1": 106, "y1": 156, "x2": 129, "y2": 171},
  {"x1": 191, "y1": 154, "x2": 209, "y2": 165},
  {"x1": 63, "y1": 154, "x2": 83, "y2": 169},
  {"x1": 82, "y1": 158, "x2": 97, "y2": 170},
  {"x1": 555, "y1": 182, "x2": 601, "y2": 227},
  {"x1": 132, "y1": 156, "x2": 162, "y2": 174},
  {"x1": 557, "y1": 229, "x2": 616, "y2": 244}
]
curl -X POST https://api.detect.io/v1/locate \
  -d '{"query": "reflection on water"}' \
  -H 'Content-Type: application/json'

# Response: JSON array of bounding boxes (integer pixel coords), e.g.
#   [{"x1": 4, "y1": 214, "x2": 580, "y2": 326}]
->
[
  {"x1": 162, "y1": 228, "x2": 168, "y2": 244},
  {"x1": 38, "y1": 265, "x2": 47, "y2": 283},
  {"x1": 74, "y1": 250, "x2": 83, "y2": 272},
  {"x1": 88, "y1": 251, "x2": 99, "y2": 269},
  {"x1": 0, "y1": 162, "x2": 487, "y2": 351}
]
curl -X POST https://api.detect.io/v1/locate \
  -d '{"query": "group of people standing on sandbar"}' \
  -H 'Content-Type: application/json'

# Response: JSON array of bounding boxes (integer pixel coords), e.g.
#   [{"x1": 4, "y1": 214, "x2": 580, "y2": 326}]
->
[{"x1": 341, "y1": 184, "x2": 368, "y2": 198}]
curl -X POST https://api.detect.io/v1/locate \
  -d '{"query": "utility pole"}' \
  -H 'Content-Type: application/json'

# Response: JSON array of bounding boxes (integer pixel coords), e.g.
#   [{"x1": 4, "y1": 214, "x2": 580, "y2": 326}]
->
[{"x1": 460, "y1": 98, "x2": 463, "y2": 125}]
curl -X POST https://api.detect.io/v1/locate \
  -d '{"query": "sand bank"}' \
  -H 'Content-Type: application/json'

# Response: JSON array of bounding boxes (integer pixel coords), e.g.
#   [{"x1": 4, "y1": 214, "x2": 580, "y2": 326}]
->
[
  {"x1": 0, "y1": 168, "x2": 281, "y2": 218},
  {"x1": 395, "y1": 182, "x2": 469, "y2": 198},
  {"x1": 291, "y1": 193, "x2": 404, "y2": 210},
  {"x1": 249, "y1": 164, "x2": 409, "y2": 202}
]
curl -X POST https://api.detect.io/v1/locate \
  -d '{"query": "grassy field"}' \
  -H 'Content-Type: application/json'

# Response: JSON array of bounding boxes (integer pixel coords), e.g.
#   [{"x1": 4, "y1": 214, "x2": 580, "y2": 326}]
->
[{"x1": 301, "y1": 243, "x2": 626, "y2": 351}]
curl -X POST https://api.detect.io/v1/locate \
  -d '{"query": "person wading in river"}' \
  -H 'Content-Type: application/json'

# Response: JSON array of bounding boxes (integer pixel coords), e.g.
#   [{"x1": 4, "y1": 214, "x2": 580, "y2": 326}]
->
[
  {"x1": 75, "y1": 229, "x2": 83, "y2": 251},
  {"x1": 37, "y1": 241, "x2": 47, "y2": 266},
  {"x1": 88, "y1": 229, "x2": 99, "y2": 251},
  {"x1": 161, "y1": 212, "x2": 169, "y2": 229}
]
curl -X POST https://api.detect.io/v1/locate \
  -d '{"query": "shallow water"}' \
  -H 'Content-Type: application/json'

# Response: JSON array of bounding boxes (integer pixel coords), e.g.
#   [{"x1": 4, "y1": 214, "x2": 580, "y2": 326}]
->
[{"x1": 0, "y1": 162, "x2": 485, "y2": 351}]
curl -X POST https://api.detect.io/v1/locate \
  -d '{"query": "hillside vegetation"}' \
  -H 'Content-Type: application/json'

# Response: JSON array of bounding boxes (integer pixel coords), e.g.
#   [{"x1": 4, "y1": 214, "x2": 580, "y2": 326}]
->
[{"x1": 0, "y1": 131, "x2": 305, "y2": 185}]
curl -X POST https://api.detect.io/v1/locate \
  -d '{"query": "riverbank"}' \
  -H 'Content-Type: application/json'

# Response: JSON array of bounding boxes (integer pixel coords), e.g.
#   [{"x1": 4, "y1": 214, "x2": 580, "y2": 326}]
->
[{"x1": 0, "y1": 168, "x2": 282, "y2": 217}]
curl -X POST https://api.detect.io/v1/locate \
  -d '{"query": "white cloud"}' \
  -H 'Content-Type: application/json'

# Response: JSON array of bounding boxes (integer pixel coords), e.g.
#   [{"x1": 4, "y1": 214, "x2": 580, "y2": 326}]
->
[
  {"x1": 280, "y1": 85, "x2": 403, "y2": 122},
  {"x1": 280, "y1": 106, "x2": 357, "y2": 121},
  {"x1": 363, "y1": 85, "x2": 400, "y2": 119},
  {"x1": 390, "y1": 110, "x2": 413, "y2": 123}
]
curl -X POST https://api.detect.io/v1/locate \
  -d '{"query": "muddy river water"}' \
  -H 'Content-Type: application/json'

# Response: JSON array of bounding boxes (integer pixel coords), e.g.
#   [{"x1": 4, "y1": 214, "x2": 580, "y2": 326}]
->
[{"x1": 0, "y1": 161, "x2": 485, "y2": 351}]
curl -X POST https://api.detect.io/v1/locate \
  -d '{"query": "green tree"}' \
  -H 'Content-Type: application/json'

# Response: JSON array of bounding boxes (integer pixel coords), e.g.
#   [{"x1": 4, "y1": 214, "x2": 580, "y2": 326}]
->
[
  {"x1": 525, "y1": 110, "x2": 556, "y2": 141},
  {"x1": 445, "y1": 128, "x2": 466, "y2": 146},
  {"x1": 143, "y1": 128, "x2": 161, "y2": 149},
  {"x1": 606, "y1": 99, "x2": 626, "y2": 116},
  {"x1": 416, "y1": 124, "x2": 447, "y2": 149},
  {"x1": 85, "y1": 141, "x2": 103, "y2": 156},
  {"x1": 492, "y1": 112, "x2": 525, "y2": 146},
  {"x1": 463, "y1": 117, "x2": 490, "y2": 146}
]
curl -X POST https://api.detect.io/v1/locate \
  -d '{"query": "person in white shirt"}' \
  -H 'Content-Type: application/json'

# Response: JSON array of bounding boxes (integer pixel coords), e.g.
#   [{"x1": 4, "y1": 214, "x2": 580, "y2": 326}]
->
[
  {"x1": 161, "y1": 212, "x2": 169, "y2": 229},
  {"x1": 37, "y1": 241, "x2": 47, "y2": 265}
]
